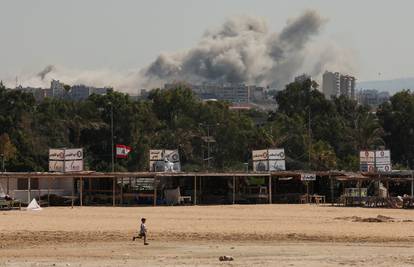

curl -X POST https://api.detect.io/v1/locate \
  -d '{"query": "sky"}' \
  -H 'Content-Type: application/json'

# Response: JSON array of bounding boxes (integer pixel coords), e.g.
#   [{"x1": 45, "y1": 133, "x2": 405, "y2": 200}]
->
[{"x1": 1, "y1": 0, "x2": 414, "y2": 89}]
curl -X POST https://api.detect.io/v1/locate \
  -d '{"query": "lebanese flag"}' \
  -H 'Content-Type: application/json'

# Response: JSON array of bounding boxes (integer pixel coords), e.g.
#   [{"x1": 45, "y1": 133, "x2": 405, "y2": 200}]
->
[{"x1": 116, "y1": 144, "x2": 132, "y2": 158}]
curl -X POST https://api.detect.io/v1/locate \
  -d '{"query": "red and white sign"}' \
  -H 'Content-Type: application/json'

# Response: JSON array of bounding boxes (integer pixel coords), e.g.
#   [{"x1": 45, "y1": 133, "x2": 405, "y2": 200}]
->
[{"x1": 116, "y1": 144, "x2": 132, "y2": 158}]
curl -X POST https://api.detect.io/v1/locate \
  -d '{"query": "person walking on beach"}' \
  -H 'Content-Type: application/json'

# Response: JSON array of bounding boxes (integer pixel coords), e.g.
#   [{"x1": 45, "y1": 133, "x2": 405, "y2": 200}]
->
[{"x1": 132, "y1": 217, "x2": 149, "y2": 245}]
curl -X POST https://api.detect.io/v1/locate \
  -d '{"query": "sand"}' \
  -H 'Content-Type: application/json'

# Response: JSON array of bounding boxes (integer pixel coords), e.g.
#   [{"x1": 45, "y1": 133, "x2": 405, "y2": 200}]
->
[{"x1": 1, "y1": 204, "x2": 414, "y2": 266}]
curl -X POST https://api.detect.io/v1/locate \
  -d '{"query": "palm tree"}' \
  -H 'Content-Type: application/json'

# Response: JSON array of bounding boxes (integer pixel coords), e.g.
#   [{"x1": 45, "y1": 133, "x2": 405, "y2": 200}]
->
[{"x1": 352, "y1": 112, "x2": 384, "y2": 150}]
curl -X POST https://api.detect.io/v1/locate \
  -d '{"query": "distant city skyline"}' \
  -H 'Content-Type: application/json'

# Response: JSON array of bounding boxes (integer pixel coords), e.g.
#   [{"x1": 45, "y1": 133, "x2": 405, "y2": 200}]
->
[{"x1": 2, "y1": 0, "x2": 414, "y2": 91}]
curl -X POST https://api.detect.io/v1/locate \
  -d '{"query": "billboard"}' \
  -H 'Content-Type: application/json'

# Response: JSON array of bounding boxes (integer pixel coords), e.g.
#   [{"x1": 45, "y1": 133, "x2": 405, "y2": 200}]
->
[
  {"x1": 64, "y1": 160, "x2": 84, "y2": 172},
  {"x1": 252, "y1": 150, "x2": 268, "y2": 161},
  {"x1": 49, "y1": 148, "x2": 84, "y2": 172},
  {"x1": 359, "y1": 150, "x2": 391, "y2": 172},
  {"x1": 375, "y1": 150, "x2": 391, "y2": 172},
  {"x1": 149, "y1": 149, "x2": 181, "y2": 172},
  {"x1": 64, "y1": 148, "x2": 83, "y2": 161},
  {"x1": 49, "y1": 149, "x2": 65, "y2": 161},
  {"x1": 301, "y1": 173, "x2": 316, "y2": 181},
  {"x1": 49, "y1": 160, "x2": 64, "y2": 172},
  {"x1": 252, "y1": 148, "x2": 286, "y2": 172}
]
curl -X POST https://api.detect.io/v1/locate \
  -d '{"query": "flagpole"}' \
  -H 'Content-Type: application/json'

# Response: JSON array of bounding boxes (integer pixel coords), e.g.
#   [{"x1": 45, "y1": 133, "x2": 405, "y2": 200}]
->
[{"x1": 111, "y1": 103, "x2": 114, "y2": 173}]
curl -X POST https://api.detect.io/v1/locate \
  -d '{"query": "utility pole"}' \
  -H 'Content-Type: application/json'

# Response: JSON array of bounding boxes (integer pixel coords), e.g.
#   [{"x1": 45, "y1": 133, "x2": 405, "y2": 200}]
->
[
  {"x1": 207, "y1": 124, "x2": 211, "y2": 169},
  {"x1": 200, "y1": 123, "x2": 219, "y2": 171},
  {"x1": 0, "y1": 154, "x2": 4, "y2": 172},
  {"x1": 110, "y1": 103, "x2": 115, "y2": 173},
  {"x1": 308, "y1": 87, "x2": 312, "y2": 169}
]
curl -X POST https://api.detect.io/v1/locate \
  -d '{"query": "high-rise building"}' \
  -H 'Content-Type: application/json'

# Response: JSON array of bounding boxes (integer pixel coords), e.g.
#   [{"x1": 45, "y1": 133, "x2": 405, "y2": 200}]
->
[
  {"x1": 50, "y1": 80, "x2": 66, "y2": 98},
  {"x1": 322, "y1": 71, "x2": 356, "y2": 100},
  {"x1": 322, "y1": 71, "x2": 340, "y2": 100},
  {"x1": 340, "y1": 75, "x2": 356, "y2": 100}
]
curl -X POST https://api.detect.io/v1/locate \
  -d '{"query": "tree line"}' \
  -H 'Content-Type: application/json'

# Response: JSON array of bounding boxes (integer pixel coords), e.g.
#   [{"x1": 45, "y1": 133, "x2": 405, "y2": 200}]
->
[{"x1": 0, "y1": 79, "x2": 413, "y2": 172}]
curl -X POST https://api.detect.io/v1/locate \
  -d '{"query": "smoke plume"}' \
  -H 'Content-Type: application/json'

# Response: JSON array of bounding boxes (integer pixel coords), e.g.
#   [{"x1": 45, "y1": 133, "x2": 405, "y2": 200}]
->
[
  {"x1": 8, "y1": 10, "x2": 356, "y2": 92},
  {"x1": 37, "y1": 65, "x2": 55, "y2": 80},
  {"x1": 142, "y1": 10, "x2": 328, "y2": 89}
]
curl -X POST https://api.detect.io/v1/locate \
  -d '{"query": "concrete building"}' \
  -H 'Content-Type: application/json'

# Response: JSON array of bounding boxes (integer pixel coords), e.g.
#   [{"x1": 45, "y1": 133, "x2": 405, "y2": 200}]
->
[
  {"x1": 322, "y1": 71, "x2": 356, "y2": 100},
  {"x1": 69, "y1": 85, "x2": 110, "y2": 100},
  {"x1": 322, "y1": 71, "x2": 340, "y2": 99},
  {"x1": 165, "y1": 82, "x2": 254, "y2": 103},
  {"x1": 15, "y1": 86, "x2": 47, "y2": 102},
  {"x1": 340, "y1": 75, "x2": 356, "y2": 100},
  {"x1": 357, "y1": 89, "x2": 390, "y2": 107},
  {"x1": 50, "y1": 79, "x2": 67, "y2": 98}
]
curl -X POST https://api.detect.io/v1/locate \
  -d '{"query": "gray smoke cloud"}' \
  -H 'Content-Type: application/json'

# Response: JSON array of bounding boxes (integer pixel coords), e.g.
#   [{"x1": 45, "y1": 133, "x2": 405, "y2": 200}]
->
[
  {"x1": 11, "y1": 10, "x2": 356, "y2": 92},
  {"x1": 37, "y1": 65, "x2": 55, "y2": 80},
  {"x1": 143, "y1": 10, "x2": 328, "y2": 89}
]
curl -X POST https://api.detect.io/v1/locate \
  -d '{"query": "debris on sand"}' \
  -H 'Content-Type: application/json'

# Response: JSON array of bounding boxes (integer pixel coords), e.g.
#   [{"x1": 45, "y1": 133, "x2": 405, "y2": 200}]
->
[
  {"x1": 334, "y1": 215, "x2": 411, "y2": 223},
  {"x1": 219, "y1": 256, "x2": 234, "y2": 261}
]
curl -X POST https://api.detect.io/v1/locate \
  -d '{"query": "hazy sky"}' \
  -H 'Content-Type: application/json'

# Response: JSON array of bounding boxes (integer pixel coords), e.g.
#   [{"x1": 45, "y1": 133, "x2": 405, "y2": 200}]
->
[{"x1": 1, "y1": 0, "x2": 413, "y2": 86}]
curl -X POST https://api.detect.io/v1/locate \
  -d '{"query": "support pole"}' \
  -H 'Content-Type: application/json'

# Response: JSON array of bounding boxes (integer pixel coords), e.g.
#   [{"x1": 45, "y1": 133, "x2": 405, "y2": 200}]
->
[
  {"x1": 28, "y1": 177, "x2": 31, "y2": 203},
  {"x1": 71, "y1": 178, "x2": 74, "y2": 208},
  {"x1": 330, "y1": 174, "x2": 334, "y2": 206},
  {"x1": 306, "y1": 181, "x2": 309, "y2": 203},
  {"x1": 232, "y1": 176, "x2": 235, "y2": 205},
  {"x1": 411, "y1": 171, "x2": 414, "y2": 198},
  {"x1": 80, "y1": 177, "x2": 83, "y2": 207},
  {"x1": 6, "y1": 177, "x2": 9, "y2": 195},
  {"x1": 47, "y1": 177, "x2": 50, "y2": 207},
  {"x1": 112, "y1": 177, "x2": 116, "y2": 207},
  {"x1": 153, "y1": 179, "x2": 157, "y2": 206},
  {"x1": 268, "y1": 175, "x2": 272, "y2": 204},
  {"x1": 193, "y1": 175, "x2": 197, "y2": 205},
  {"x1": 120, "y1": 177, "x2": 123, "y2": 206}
]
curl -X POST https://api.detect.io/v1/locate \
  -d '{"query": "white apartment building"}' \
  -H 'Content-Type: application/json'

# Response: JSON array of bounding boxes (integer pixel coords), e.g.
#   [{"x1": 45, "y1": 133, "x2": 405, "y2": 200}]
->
[{"x1": 322, "y1": 71, "x2": 356, "y2": 100}]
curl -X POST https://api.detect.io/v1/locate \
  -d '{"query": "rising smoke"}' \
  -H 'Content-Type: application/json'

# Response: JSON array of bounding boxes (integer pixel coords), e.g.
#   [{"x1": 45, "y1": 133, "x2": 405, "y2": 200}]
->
[
  {"x1": 143, "y1": 10, "x2": 330, "y2": 89},
  {"x1": 37, "y1": 65, "x2": 55, "y2": 80},
  {"x1": 10, "y1": 10, "x2": 356, "y2": 92}
]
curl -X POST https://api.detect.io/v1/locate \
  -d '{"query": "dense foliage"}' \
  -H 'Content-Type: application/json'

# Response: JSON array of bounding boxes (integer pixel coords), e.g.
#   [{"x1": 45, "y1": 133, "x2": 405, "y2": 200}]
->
[{"x1": 0, "y1": 80, "x2": 412, "y2": 172}]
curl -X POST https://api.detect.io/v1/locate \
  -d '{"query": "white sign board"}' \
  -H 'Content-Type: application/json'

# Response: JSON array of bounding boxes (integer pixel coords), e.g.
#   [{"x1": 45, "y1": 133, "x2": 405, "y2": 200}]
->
[
  {"x1": 252, "y1": 150, "x2": 268, "y2": 161},
  {"x1": 64, "y1": 148, "x2": 83, "y2": 161},
  {"x1": 269, "y1": 160, "x2": 286, "y2": 171},
  {"x1": 49, "y1": 148, "x2": 84, "y2": 172},
  {"x1": 49, "y1": 160, "x2": 64, "y2": 172},
  {"x1": 164, "y1": 150, "x2": 180, "y2": 162},
  {"x1": 64, "y1": 160, "x2": 84, "y2": 172},
  {"x1": 268, "y1": 149, "x2": 285, "y2": 160},
  {"x1": 149, "y1": 149, "x2": 181, "y2": 172},
  {"x1": 49, "y1": 149, "x2": 65, "y2": 161},
  {"x1": 359, "y1": 150, "x2": 391, "y2": 172},
  {"x1": 149, "y1": 150, "x2": 164, "y2": 160},
  {"x1": 301, "y1": 173, "x2": 316, "y2": 181},
  {"x1": 252, "y1": 148, "x2": 286, "y2": 172},
  {"x1": 253, "y1": 161, "x2": 269, "y2": 172}
]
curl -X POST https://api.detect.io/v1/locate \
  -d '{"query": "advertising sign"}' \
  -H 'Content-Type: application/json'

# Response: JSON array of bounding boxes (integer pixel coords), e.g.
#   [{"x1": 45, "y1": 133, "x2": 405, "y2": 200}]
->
[
  {"x1": 268, "y1": 149, "x2": 285, "y2": 160},
  {"x1": 269, "y1": 160, "x2": 286, "y2": 171},
  {"x1": 64, "y1": 160, "x2": 84, "y2": 172},
  {"x1": 252, "y1": 150, "x2": 268, "y2": 161},
  {"x1": 49, "y1": 160, "x2": 64, "y2": 172},
  {"x1": 149, "y1": 149, "x2": 181, "y2": 172},
  {"x1": 359, "y1": 150, "x2": 391, "y2": 172},
  {"x1": 252, "y1": 148, "x2": 286, "y2": 172},
  {"x1": 149, "y1": 149, "x2": 164, "y2": 161},
  {"x1": 49, "y1": 149, "x2": 65, "y2": 161},
  {"x1": 253, "y1": 161, "x2": 269, "y2": 172},
  {"x1": 49, "y1": 148, "x2": 84, "y2": 172},
  {"x1": 64, "y1": 148, "x2": 83, "y2": 161},
  {"x1": 301, "y1": 173, "x2": 316, "y2": 181}
]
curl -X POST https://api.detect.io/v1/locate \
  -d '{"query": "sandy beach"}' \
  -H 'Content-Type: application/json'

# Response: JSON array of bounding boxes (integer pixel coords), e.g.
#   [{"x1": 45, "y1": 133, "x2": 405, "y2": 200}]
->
[{"x1": 1, "y1": 204, "x2": 414, "y2": 266}]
